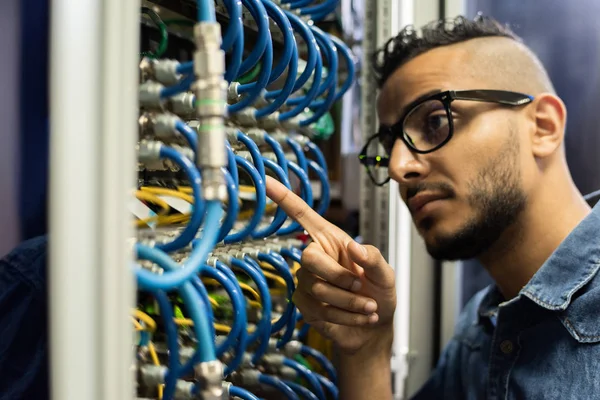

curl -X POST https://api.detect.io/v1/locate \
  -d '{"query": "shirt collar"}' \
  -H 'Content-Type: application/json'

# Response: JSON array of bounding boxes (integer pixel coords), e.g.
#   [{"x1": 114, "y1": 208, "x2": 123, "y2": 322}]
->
[
  {"x1": 478, "y1": 201, "x2": 600, "y2": 320},
  {"x1": 519, "y1": 202, "x2": 600, "y2": 311}
]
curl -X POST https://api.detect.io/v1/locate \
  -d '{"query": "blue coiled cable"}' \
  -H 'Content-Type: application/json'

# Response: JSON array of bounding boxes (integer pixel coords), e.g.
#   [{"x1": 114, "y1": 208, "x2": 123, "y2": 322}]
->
[
  {"x1": 301, "y1": 28, "x2": 338, "y2": 126},
  {"x1": 251, "y1": 158, "x2": 291, "y2": 238},
  {"x1": 232, "y1": 257, "x2": 272, "y2": 363},
  {"x1": 284, "y1": 381, "x2": 319, "y2": 400},
  {"x1": 152, "y1": 290, "x2": 179, "y2": 400},
  {"x1": 230, "y1": 0, "x2": 272, "y2": 113},
  {"x1": 200, "y1": 266, "x2": 246, "y2": 358},
  {"x1": 316, "y1": 373, "x2": 339, "y2": 399},
  {"x1": 264, "y1": 133, "x2": 289, "y2": 177},
  {"x1": 237, "y1": 0, "x2": 268, "y2": 76},
  {"x1": 256, "y1": 252, "x2": 295, "y2": 342},
  {"x1": 155, "y1": 146, "x2": 205, "y2": 253},
  {"x1": 160, "y1": 74, "x2": 194, "y2": 99},
  {"x1": 330, "y1": 35, "x2": 355, "y2": 102},
  {"x1": 224, "y1": 156, "x2": 266, "y2": 243},
  {"x1": 134, "y1": 201, "x2": 222, "y2": 290},
  {"x1": 217, "y1": 168, "x2": 239, "y2": 242},
  {"x1": 230, "y1": 385, "x2": 260, "y2": 400},
  {"x1": 236, "y1": 131, "x2": 266, "y2": 180},
  {"x1": 286, "y1": 0, "x2": 315, "y2": 8},
  {"x1": 226, "y1": 143, "x2": 239, "y2": 187},
  {"x1": 221, "y1": 0, "x2": 243, "y2": 52},
  {"x1": 278, "y1": 161, "x2": 313, "y2": 235},
  {"x1": 255, "y1": 42, "x2": 298, "y2": 118},
  {"x1": 258, "y1": 374, "x2": 299, "y2": 400},
  {"x1": 135, "y1": 245, "x2": 216, "y2": 364},
  {"x1": 286, "y1": 138, "x2": 309, "y2": 173},
  {"x1": 283, "y1": 358, "x2": 326, "y2": 400},
  {"x1": 281, "y1": 247, "x2": 302, "y2": 264},
  {"x1": 215, "y1": 262, "x2": 249, "y2": 375},
  {"x1": 300, "y1": 344, "x2": 337, "y2": 385},
  {"x1": 267, "y1": 9, "x2": 318, "y2": 97},
  {"x1": 175, "y1": 120, "x2": 198, "y2": 151},
  {"x1": 306, "y1": 140, "x2": 328, "y2": 174},
  {"x1": 190, "y1": 275, "x2": 216, "y2": 341},
  {"x1": 197, "y1": 0, "x2": 217, "y2": 21},
  {"x1": 308, "y1": 160, "x2": 330, "y2": 216}
]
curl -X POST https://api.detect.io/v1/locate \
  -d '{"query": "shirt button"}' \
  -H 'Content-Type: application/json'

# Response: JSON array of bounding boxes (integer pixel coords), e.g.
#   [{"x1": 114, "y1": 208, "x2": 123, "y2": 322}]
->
[{"x1": 500, "y1": 340, "x2": 514, "y2": 354}]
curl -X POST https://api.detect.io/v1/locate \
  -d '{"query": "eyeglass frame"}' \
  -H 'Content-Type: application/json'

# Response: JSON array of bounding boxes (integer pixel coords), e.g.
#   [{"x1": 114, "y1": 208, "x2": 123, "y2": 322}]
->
[{"x1": 358, "y1": 89, "x2": 534, "y2": 186}]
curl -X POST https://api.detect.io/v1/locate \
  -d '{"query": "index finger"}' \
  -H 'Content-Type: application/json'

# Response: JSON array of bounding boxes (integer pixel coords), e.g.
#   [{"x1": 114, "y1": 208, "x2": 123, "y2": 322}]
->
[{"x1": 265, "y1": 175, "x2": 329, "y2": 234}]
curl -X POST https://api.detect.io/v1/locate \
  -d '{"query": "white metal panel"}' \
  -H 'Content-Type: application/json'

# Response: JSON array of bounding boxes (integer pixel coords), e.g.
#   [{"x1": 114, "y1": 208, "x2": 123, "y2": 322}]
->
[{"x1": 49, "y1": 0, "x2": 138, "y2": 399}]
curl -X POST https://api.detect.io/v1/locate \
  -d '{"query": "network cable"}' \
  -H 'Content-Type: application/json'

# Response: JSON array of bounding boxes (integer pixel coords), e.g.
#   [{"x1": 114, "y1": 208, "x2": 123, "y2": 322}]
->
[{"x1": 283, "y1": 357, "x2": 326, "y2": 400}]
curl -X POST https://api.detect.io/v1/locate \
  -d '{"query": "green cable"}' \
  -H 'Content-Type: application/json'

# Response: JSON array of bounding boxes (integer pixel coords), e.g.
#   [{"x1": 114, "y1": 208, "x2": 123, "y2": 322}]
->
[
  {"x1": 163, "y1": 18, "x2": 196, "y2": 27},
  {"x1": 237, "y1": 61, "x2": 262, "y2": 84},
  {"x1": 140, "y1": 7, "x2": 168, "y2": 59}
]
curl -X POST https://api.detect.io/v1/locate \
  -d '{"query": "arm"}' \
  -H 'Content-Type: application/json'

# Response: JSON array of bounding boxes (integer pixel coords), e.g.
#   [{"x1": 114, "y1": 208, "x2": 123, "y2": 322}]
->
[
  {"x1": 266, "y1": 178, "x2": 397, "y2": 400},
  {"x1": 0, "y1": 236, "x2": 49, "y2": 400},
  {"x1": 338, "y1": 327, "x2": 393, "y2": 400}
]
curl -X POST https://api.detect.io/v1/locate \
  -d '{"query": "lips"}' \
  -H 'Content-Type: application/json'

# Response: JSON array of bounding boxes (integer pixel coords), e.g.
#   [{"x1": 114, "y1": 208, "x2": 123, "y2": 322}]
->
[{"x1": 407, "y1": 192, "x2": 450, "y2": 214}]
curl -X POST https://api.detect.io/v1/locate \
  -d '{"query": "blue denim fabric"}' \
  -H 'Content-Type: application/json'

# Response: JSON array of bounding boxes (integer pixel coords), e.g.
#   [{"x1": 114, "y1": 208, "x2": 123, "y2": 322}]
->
[
  {"x1": 412, "y1": 202, "x2": 600, "y2": 400},
  {"x1": 0, "y1": 236, "x2": 48, "y2": 400}
]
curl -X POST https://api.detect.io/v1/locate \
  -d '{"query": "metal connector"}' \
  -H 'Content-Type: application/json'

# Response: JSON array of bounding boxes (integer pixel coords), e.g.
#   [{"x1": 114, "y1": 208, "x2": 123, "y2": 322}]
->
[
  {"x1": 139, "y1": 81, "x2": 165, "y2": 109},
  {"x1": 258, "y1": 112, "x2": 280, "y2": 130},
  {"x1": 221, "y1": 382, "x2": 232, "y2": 400},
  {"x1": 139, "y1": 364, "x2": 167, "y2": 387},
  {"x1": 241, "y1": 247, "x2": 260, "y2": 258},
  {"x1": 153, "y1": 113, "x2": 180, "y2": 138},
  {"x1": 283, "y1": 340, "x2": 302, "y2": 357},
  {"x1": 236, "y1": 151, "x2": 253, "y2": 162},
  {"x1": 175, "y1": 380, "x2": 195, "y2": 400},
  {"x1": 168, "y1": 92, "x2": 196, "y2": 116},
  {"x1": 171, "y1": 144, "x2": 195, "y2": 161},
  {"x1": 227, "y1": 82, "x2": 241, "y2": 102},
  {"x1": 233, "y1": 108, "x2": 258, "y2": 126},
  {"x1": 239, "y1": 369, "x2": 261, "y2": 386},
  {"x1": 154, "y1": 59, "x2": 183, "y2": 86},
  {"x1": 265, "y1": 243, "x2": 283, "y2": 252},
  {"x1": 137, "y1": 141, "x2": 163, "y2": 164},
  {"x1": 194, "y1": 360, "x2": 224, "y2": 400},
  {"x1": 245, "y1": 128, "x2": 266, "y2": 145},
  {"x1": 279, "y1": 366, "x2": 297, "y2": 381},
  {"x1": 281, "y1": 115, "x2": 301, "y2": 130},
  {"x1": 262, "y1": 152, "x2": 278, "y2": 163}
]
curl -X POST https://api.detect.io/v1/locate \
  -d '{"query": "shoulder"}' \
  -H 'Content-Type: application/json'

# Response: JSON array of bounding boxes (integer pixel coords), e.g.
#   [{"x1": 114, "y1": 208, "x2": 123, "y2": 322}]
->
[{"x1": 0, "y1": 236, "x2": 48, "y2": 291}]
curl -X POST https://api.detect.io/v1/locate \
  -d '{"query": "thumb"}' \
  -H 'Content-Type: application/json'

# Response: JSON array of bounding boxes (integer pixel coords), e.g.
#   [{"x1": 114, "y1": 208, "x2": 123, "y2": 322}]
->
[{"x1": 347, "y1": 241, "x2": 395, "y2": 289}]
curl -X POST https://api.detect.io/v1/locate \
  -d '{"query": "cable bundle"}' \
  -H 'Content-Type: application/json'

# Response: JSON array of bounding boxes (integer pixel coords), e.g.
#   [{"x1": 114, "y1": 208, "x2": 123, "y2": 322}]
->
[{"x1": 133, "y1": 1, "x2": 354, "y2": 399}]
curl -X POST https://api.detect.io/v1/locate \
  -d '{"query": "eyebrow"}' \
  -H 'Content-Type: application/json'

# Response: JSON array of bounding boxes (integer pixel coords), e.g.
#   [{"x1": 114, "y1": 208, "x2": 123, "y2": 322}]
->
[{"x1": 398, "y1": 89, "x2": 443, "y2": 119}]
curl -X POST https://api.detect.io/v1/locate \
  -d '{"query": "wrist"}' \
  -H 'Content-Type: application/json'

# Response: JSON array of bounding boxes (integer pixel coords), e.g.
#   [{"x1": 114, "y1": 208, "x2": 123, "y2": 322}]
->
[{"x1": 339, "y1": 324, "x2": 394, "y2": 361}]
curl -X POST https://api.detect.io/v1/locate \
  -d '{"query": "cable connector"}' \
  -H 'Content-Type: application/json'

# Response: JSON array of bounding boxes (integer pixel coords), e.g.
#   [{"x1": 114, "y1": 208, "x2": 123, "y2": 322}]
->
[
  {"x1": 194, "y1": 360, "x2": 224, "y2": 400},
  {"x1": 137, "y1": 141, "x2": 163, "y2": 163},
  {"x1": 221, "y1": 381, "x2": 232, "y2": 399},
  {"x1": 237, "y1": 369, "x2": 261, "y2": 387},
  {"x1": 232, "y1": 108, "x2": 258, "y2": 126},
  {"x1": 171, "y1": 144, "x2": 195, "y2": 162},
  {"x1": 140, "y1": 81, "x2": 166, "y2": 110},
  {"x1": 139, "y1": 364, "x2": 167, "y2": 387},
  {"x1": 241, "y1": 247, "x2": 260, "y2": 258},
  {"x1": 280, "y1": 366, "x2": 297, "y2": 381},
  {"x1": 265, "y1": 243, "x2": 283, "y2": 252},
  {"x1": 227, "y1": 82, "x2": 241, "y2": 103},
  {"x1": 175, "y1": 380, "x2": 195, "y2": 400},
  {"x1": 245, "y1": 128, "x2": 267, "y2": 145},
  {"x1": 258, "y1": 112, "x2": 280, "y2": 130},
  {"x1": 286, "y1": 238, "x2": 304, "y2": 248},
  {"x1": 262, "y1": 152, "x2": 278, "y2": 163},
  {"x1": 139, "y1": 113, "x2": 180, "y2": 139},
  {"x1": 236, "y1": 151, "x2": 253, "y2": 162},
  {"x1": 281, "y1": 115, "x2": 301, "y2": 130},
  {"x1": 283, "y1": 340, "x2": 302, "y2": 357},
  {"x1": 168, "y1": 93, "x2": 196, "y2": 116}
]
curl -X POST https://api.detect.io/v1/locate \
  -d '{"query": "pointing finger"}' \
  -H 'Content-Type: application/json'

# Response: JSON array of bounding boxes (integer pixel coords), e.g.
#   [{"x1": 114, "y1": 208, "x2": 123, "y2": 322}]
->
[{"x1": 265, "y1": 176, "x2": 330, "y2": 235}]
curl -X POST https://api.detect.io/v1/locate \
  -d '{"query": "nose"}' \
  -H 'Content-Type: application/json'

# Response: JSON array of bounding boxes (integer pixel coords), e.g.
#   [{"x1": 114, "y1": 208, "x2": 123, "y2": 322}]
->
[{"x1": 388, "y1": 138, "x2": 430, "y2": 185}]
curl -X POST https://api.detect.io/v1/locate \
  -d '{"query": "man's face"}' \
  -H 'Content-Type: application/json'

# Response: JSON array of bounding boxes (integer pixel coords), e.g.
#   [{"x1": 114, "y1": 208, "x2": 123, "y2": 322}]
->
[{"x1": 376, "y1": 44, "x2": 530, "y2": 261}]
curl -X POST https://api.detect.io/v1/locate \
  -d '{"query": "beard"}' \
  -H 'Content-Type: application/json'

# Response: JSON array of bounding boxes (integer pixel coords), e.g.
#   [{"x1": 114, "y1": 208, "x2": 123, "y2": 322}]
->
[{"x1": 422, "y1": 128, "x2": 527, "y2": 261}]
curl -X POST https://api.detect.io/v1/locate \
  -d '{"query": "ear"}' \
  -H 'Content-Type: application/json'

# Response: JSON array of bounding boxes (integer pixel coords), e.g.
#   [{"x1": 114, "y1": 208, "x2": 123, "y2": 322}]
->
[{"x1": 529, "y1": 93, "x2": 566, "y2": 158}]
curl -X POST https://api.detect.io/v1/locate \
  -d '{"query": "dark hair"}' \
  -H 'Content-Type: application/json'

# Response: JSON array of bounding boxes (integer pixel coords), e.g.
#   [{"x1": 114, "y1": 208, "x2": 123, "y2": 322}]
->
[{"x1": 372, "y1": 15, "x2": 521, "y2": 88}]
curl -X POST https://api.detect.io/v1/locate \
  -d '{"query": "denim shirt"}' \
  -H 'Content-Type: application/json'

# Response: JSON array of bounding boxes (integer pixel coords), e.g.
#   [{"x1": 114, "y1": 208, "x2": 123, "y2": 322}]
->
[
  {"x1": 412, "y1": 203, "x2": 600, "y2": 400},
  {"x1": 0, "y1": 236, "x2": 49, "y2": 400}
]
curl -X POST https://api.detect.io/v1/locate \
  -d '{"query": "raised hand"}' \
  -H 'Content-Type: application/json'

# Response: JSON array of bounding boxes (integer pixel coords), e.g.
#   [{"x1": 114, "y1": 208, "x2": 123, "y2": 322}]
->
[{"x1": 266, "y1": 177, "x2": 396, "y2": 355}]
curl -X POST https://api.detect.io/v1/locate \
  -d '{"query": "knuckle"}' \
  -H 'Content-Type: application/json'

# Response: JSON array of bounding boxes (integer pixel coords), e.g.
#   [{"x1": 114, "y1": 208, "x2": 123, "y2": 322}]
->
[
  {"x1": 301, "y1": 243, "x2": 319, "y2": 265},
  {"x1": 347, "y1": 295, "x2": 358, "y2": 310},
  {"x1": 311, "y1": 281, "x2": 326, "y2": 298}
]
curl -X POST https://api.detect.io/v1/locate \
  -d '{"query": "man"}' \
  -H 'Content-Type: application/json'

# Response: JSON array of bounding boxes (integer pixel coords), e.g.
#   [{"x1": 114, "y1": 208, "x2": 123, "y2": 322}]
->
[{"x1": 266, "y1": 15, "x2": 599, "y2": 400}]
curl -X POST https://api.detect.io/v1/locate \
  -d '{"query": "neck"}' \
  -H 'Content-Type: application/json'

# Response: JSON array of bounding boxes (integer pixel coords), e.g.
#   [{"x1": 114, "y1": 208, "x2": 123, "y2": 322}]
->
[{"x1": 478, "y1": 174, "x2": 591, "y2": 300}]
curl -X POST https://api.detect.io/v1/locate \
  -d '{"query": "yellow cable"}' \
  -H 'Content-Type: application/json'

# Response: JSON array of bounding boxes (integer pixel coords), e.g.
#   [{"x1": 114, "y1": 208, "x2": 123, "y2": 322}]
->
[
  {"x1": 147, "y1": 342, "x2": 164, "y2": 399},
  {"x1": 141, "y1": 186, "x2": 195, "y2": 204},
  {"x1": 131, "y1": 317, "x2": 144, "y2": 331},
  {"x1": 132, "y1": 310, "x2": 157, "y2": 332},
  {"x1": 177, "y1": 186, "x2": 193, "y2": 194},
  {"x1": 214, "y1": 322, "x2": 232, "y2": 334},
  {"x1": 208, "y1": 296, "x2": 219, "y2": 309},
  {"x1": 238, "y1": 282, "x2": 261, "y2": 303},
  {"x1": 261, "y1": 269, "x2": 287, "y2": 288},
  {"x1": 238, "y1": 185, "x2": 257, "y2": 193},
  {"x1": 259, "y1": 261, "x2": 276, "y2": 272},
  {"x1": 248, "y1": 300, "x2": 262, "y2": 309},
  {"x1": 135, "y1": 190, "x2": 171, "y2": 215},
  {"x1": 174, "y1": 319, "x2": 256, "y2": 334},
  {"x1": 174, "y1": 318, "x2": 194, "y2": 327}
]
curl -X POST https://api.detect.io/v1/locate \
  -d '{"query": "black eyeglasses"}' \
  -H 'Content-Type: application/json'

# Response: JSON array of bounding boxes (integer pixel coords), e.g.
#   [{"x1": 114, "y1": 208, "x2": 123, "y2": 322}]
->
[{"x1": 359, "y1": 89, "x2": 534, "y2": 186}]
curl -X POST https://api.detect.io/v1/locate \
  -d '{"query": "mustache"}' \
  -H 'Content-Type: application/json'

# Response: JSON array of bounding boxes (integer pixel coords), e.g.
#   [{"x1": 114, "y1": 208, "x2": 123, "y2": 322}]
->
[{"x1": 406, "y1": 182, "x2": 456, "y2": 200}]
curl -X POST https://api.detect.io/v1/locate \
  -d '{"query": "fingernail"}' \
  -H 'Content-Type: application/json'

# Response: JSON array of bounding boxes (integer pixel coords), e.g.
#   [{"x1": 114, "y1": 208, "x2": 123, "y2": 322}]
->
[
  {"x1": 368, "y1": 313, "x2": 379, "y2": 324},
  {"x1": 364, "y1": 300, "x2": 377, "y2": 313},
  {"x1": 351, "y1": 280, "x2": 362, "y2": 292}
]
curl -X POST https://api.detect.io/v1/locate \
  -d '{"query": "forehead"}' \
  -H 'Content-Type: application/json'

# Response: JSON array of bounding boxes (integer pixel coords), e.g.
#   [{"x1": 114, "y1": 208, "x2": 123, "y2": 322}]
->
[{"x1": 376, "y1": 44, "x2": 483, "y2": 124}]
